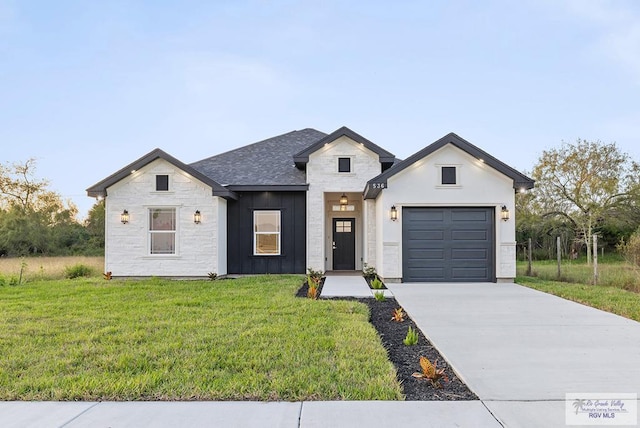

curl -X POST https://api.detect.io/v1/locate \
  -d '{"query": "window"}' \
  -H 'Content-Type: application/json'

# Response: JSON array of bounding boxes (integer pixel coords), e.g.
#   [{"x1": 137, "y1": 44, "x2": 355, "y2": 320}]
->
[
  {"x1": 441, "y1": 166, "x2": 457, "y2": 185},
  {"x1": 156, "y1": 175, "x2": 169, "y2": 191},
  {"x1": 338, "y1": 157, "x2": 351, "y2": 173},
  {"x1": 149, "y1": 208, "x2": 176, "y2": 254},
  {"x1": 335, "y1": 220, "x2": 352, "y2": 233},
  {"x1": 254, "y1": 211, "x2": 280, "y2": 255}
]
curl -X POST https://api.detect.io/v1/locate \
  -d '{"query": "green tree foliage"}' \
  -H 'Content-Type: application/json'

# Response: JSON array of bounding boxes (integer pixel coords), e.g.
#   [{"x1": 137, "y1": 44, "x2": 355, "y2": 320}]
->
[
  {"x1": 529, "y1": 139, "x2": 640, "y2": 263},
  {"x1": 0, "y1": 159, "x2": 103, "y2": 256},
  {"x1": 84, "y1": 200, "x2": 105, "y2": 254}
]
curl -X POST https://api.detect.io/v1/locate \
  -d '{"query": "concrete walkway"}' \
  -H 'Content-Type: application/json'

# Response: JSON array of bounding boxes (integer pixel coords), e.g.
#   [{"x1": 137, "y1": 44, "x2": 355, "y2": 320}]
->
[
  {"x1": 388, "y1": 282, "x2": 640, "y2": 427},
  {"x1": 320, "y1": 273, "x2": 394, "y2": 298},
  {"x1": 0, "y1": 400, "x2": 501, "y2": 428}
]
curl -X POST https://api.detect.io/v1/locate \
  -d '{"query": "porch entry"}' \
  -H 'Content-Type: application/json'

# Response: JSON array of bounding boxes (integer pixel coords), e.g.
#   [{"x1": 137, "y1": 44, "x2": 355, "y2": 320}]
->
[{"x1": 332, "y1": 218, "x2": 355, "y2": 270}]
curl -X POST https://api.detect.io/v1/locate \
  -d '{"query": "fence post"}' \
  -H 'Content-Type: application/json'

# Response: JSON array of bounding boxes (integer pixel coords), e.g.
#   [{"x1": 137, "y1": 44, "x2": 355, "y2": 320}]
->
[
  {"x1": 593, "y1": 234, "x2": 598, "y2": 285},
  {"x1": 557, "y1": 236, "x2": 561, "y2": 279},
  {"x1": 527, "y1": 238, "x2": 532, "y2": 276}
]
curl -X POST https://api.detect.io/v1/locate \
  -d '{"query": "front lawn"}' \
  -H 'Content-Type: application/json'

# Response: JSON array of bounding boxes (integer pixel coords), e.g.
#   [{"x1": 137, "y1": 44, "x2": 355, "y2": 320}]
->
[
  {"x1": 0, "y1": 276, "x2": 403, "y2": 401},
  {"x1": 517, "y1": 276, "x2": 640, "y2": 322}
]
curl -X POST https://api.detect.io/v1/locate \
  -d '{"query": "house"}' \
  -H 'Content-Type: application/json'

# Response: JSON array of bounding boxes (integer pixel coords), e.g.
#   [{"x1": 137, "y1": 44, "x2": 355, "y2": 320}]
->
[{"x1": 86, "y1": 127, "x2": 534, "y2": 282}]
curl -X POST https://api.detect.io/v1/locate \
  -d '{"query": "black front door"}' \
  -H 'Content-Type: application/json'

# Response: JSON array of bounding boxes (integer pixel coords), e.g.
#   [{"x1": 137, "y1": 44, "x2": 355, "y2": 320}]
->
[{"x1": 333, "y1": 218, "x2": 355, "y2": 270}]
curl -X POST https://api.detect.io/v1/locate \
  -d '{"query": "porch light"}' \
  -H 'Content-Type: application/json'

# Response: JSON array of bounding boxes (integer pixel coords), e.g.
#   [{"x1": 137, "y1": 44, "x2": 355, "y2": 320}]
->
[
  {"x1": 501, "y1": 205, "x2": 510, "y2": 221},
  {"x1": 390, "y1": 205, "x2": 398, "y2": 221},
  {"x1": 339, "y1": 193, "x2": 348, "y2": 206},
  {"x1": 194, "y1": 210, "x2": 201, "y2": 224},
  {"x1": 120, "y1": 210, "x2": 129, "y2": 224}
]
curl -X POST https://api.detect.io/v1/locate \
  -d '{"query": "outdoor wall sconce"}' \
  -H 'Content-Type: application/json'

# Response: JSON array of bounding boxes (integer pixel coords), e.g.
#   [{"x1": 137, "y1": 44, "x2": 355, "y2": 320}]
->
[
  {"x1": 120, "y1": 210, "x2": 129, "y2": 224},
  {"x1": 390, "y1": 205, "x2": 398, "y2": 221},
  {"x1": 339, "y1": 193, "x2": 348, "y2": 206},
  {"x1": 194, "y1": 210, "x2": 202, "y2": 224},
  {"x1": 501, "y1": 205, "x2": 510, "y2": 221}
]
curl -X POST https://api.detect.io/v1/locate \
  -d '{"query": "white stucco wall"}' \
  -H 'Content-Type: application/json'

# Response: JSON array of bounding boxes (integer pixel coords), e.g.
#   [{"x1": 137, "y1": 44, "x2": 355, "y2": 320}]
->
[
  {"x1": 306, "y1": 136, "x2": 383, "y2": 272},
  {"x1": 375, "y1": 144, "x2": 516, "y2": 282},
  {"x1": 104, "y1": 158, "x2": 224, "y2": 277}
]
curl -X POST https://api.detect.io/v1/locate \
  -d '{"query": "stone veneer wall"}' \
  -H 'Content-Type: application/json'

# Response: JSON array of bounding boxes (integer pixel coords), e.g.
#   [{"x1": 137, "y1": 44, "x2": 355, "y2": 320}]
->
[
  {"x1": 105, "y1": 158, "x2": 221, "y2": 277},
  {"x1": 306, "y1": 136, "x2": 382, "y2": 272}
]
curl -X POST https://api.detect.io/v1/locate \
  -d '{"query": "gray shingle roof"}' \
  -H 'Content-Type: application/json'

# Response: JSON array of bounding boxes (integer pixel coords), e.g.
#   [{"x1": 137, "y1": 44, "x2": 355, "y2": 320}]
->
[{"x1": 190, "y1": 128, "x2": 327, "y2": 187}]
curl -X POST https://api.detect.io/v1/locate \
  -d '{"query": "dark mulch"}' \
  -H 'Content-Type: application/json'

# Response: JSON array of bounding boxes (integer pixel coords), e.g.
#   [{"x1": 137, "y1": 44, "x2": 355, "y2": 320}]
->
[{"x1": 296, "y1": 280, "x2": 478, "y2": 401}]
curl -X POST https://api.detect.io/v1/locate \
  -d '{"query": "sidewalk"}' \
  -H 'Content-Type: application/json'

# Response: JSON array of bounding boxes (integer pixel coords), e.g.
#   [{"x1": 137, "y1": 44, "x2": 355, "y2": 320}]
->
[{"x1": 0, "y1": 400, "x2": 502, "y2": 428}]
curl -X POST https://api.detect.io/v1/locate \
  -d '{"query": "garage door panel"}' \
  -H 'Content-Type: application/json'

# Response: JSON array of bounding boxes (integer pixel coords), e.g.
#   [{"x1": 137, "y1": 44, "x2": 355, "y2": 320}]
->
[
  {"x1": 451, "y1": 230, "x2": 488, "y2": 240},
  {"x1": 409, "y1": 230, "x2": 445, "y2": 241},
  {"x1": 451, "y1": 210, "x2": 489, "y2": 222},
  {"x1": 407, "y1": 210, "x2": 445, "y2": 221},
  {"x1": 408, "y1": 249, "x2": 444, "y2": 260},
  {"x1": 407, "y1": 267, "x2": 445, "y2": 280},
  {"x1": 451, "y1": 249, "x2": 488, "y2": 260},
  {"x1": 451, "y1": 267, "x2": 490, "y2": 279},
  {"x1": 403, "y1": 207, "x2": 494, "y2": 282}
]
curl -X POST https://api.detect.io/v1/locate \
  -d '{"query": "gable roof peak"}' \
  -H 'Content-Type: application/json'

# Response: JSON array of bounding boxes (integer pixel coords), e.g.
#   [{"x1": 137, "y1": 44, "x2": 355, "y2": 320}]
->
[
  {"x1": 293, "y1": 126, "x2": 395, "y2": 168},
  {"x1": 364, "y1": 132, "x2": 535, "y2": 199},
  {"x1": 86, "y1": 147, "x2": 236, "y2": 200}
]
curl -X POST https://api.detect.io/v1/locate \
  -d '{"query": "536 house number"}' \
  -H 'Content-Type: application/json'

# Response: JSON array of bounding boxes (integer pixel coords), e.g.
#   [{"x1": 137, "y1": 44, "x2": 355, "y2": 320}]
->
[{"x1": 371, "y1": 183, "x2": 386, "y2": 189}]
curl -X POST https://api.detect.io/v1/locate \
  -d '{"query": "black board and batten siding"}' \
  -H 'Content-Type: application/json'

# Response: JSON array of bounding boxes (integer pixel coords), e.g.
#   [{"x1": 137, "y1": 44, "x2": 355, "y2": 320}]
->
[{"x1": 227, "y1": 191, "x2": 306, "y2": 274}]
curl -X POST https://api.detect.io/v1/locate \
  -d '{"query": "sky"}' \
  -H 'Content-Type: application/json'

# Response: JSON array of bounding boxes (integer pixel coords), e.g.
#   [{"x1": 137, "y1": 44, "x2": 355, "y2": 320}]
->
[{"x1": 2, "y1": 0, "x2": 640, "y2": 220}]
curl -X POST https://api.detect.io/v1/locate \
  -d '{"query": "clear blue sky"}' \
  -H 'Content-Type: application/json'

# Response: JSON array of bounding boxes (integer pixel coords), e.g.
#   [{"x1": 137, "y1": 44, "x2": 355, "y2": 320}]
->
[{"x1": 2, "y1": 0, "x2": 640, "y2": 219}]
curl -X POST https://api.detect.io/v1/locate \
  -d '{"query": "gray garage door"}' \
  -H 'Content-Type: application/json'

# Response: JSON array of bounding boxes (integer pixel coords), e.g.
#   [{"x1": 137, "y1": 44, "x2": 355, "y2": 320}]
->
[{"x1": 402, "y1": 207, "x2": 494, "y2": 282}]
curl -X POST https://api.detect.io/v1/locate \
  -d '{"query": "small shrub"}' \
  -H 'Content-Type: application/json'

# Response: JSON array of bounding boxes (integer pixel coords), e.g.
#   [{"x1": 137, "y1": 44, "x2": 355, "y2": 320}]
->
[
  {"x1": 307, "y1": 284, "x2": 319, "y2": 299},
  {"x1": 307, "y1": 274, "x2": 320, "y2": 299},
  {"x1": 64, "y1": 264, "x2": 94, "y2": 279},
  {"x1": 207, "y1": 272, "x2": 218, "y2": 281},
  {"x1": 307, "y1": 268, "x2": 324, "y2": 281},
  {"x1": 412, "y1": 356, "x2": 449, "y2": 388},
  {"x1": 391, "y1": 307, "x2": 405, "y2": 322},
  {"x1": 0, "y1": 275, "x2": 5, "y2": 286},
  {"x1": 371, "y1": 277, "x2": 383, "y2": 289},
  {"x1": 403, "y1": 326, "x2": 419, "y2": 345},
  {"x1": 373, "y1": 291, "x2": 386, "y2": 301},
  {"x1": 362, "y1": 263, "x2": 377, "y2": 279}
]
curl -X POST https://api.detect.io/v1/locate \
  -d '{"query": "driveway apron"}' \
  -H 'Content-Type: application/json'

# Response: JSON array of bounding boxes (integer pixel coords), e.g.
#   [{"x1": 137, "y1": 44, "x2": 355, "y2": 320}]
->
[{"x1": 387, "y1": 282, "x2": 640, "y2": 427}]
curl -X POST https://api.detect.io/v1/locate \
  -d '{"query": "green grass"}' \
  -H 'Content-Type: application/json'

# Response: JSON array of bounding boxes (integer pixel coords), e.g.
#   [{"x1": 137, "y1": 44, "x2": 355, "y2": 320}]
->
[
  {"x1": 516, "y1": 258, "x2": 640, "y2": 292},
  {"x1": 0, "y1": 275, "x2": 403, "y2": 401},
  {"x1": 517, "y1": 276, "x2": 640, "y2": 322}
]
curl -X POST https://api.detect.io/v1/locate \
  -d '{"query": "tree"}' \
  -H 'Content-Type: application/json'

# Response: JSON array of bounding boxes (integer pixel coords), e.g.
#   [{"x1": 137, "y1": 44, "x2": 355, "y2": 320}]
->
[
  {"x1": 84, "y1": 200, "x2": 105, "y2": 254},
  {"x1": 0, "y1": 158, "x2": 86, "y2": 256},
  {"x1": 531, "y1": 139, "x2": 640, "y2": 264}
]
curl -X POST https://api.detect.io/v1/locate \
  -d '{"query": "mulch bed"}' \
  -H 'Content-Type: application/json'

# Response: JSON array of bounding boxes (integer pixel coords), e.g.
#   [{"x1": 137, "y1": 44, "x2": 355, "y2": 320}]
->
[{"x1": 296, "y1": 280, "x2": 478, "y2": 401}]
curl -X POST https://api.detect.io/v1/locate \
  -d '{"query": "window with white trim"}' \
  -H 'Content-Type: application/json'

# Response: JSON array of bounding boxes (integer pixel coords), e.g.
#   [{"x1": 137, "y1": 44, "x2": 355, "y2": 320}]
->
[
  {"x1": 254, "y1": 210, "x2": 281, "y2": 255},
  {"x1": 149, "y1": 208, "x2": 176, "y2": 254}
]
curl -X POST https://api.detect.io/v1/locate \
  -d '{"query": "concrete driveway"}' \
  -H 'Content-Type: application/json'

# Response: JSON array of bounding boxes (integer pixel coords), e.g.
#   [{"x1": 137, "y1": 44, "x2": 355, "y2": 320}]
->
[{"x1": 387, "y1": 282, "x2": 640, "y2": 427}]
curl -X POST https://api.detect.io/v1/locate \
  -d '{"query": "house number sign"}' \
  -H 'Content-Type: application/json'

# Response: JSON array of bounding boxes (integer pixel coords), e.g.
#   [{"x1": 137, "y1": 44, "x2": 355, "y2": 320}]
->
[{"x1": 371, "y1": 182, "x2": 386, "y2": 189}]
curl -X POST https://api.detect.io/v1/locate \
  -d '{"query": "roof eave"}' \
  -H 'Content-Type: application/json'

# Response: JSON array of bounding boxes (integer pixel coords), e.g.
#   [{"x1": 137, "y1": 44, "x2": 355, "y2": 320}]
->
[
  {"x1": 86, "y1": 148, "x2": 237, "y2": 200},
  {"x1": 292, "y1": 126, "x2": 395, "y2": 166}
]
